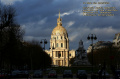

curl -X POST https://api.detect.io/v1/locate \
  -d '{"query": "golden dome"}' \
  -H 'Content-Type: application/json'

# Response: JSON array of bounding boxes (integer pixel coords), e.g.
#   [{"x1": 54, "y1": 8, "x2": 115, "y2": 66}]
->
[
  {"x1": 51, "y1": 11, "x2": 68, "y2": 36},
  {"x1": 52, "y1": 25, "x2": 67, "y2": 35}
]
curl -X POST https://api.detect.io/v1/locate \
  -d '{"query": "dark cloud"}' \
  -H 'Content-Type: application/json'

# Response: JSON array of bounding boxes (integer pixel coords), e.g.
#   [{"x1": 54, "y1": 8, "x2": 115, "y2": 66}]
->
[{"x1": 1, "y1": 0, "x2": 119, "y2": 50}]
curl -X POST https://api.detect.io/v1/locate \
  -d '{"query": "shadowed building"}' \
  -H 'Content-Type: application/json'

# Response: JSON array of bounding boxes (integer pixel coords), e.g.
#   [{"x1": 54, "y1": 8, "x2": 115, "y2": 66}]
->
[
  {"x1": 87, "y1": 41, "x2": 113, "y2": 53},
  {"x1": 45, "y1": 12, "x2": 75, "y2": 67},
  {"x1": 74, "y1": 40, "x2": 89, "y2": 65}
]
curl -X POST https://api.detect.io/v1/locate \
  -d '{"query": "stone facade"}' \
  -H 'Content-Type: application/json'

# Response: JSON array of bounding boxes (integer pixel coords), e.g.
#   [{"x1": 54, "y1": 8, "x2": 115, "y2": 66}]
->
[{"x1": 45, "y1": 12, "x2": 75, "y2": 67}]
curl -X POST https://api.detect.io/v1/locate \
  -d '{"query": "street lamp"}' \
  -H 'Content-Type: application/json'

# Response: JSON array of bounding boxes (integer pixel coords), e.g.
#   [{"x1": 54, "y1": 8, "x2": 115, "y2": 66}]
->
[
  {"x1": 40, "y1": 39, "x2": 47, "y2": 50},
  {"x1": 87, "y1": 34, "x2": 97, "y2": 73},
  {"x1": 40, "y1": 39, "x2": 47, "y2": 70}
]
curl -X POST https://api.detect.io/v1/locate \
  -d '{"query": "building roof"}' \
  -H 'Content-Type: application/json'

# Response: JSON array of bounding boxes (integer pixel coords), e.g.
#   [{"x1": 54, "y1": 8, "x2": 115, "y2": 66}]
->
[
  {"x1": 52, "y1": 25, "x2": 67, "y2": 35},
  {"x1": 51, "y1": 11, "x2": 68, "y2": 36}
]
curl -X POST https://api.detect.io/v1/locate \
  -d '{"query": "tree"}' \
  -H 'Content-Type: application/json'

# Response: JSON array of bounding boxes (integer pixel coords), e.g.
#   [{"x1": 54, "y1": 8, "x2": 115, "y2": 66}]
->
[
  {"x1": 0, "y1": 4, "x2": 52, "y2": 71},
  {"x1": 87, "y1": 46, "x2": 120, "y2": 67},
  {"x1": 22, "y1": 40, "x2": 52, "y2": 70},
  {"x1": 0, "y1": 4, "x2": 24, "y2": 71}
]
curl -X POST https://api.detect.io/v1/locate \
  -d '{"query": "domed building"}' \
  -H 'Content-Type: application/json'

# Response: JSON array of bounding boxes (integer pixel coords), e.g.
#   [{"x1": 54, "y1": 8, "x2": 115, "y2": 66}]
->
[{"x1": 45, "y1": 12, "x2": 75, "y2": 67}]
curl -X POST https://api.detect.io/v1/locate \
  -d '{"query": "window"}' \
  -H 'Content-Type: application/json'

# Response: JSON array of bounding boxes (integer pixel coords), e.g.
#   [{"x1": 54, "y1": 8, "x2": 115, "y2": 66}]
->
[
  {"x1": 62, "y1": 51, "x2": 63, "y2": 57},
  {"x1": 56, "y1": 52, "x2": 58, "y2": 57},
  {"x1": 61, "y1": 43, "x2": 63, "y2": 47},
  {"x1": 61, "y1": 36, "x2": 62, "y2": 39},
  {"x1": 57, "y1": 43, "x2": 59, "y2": 47},
  {"x1": 58, "y1": 51, "x2": 61, "y2": 58},
  {"x1": 57, "y1": 36, "x2": 58, "y2": 39},
  {"x1": 58, "y1": 60, "x2": 60, "y2": 66},
  {"x1": 69, "y1": 54, "x2": 71, "y2": 56}
]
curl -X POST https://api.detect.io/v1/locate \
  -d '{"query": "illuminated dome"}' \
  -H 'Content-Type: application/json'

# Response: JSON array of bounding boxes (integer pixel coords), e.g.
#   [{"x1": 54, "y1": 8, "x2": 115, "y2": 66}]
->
[
  {"x1": 52, "y1": 25, "x2": 67, "y2": 35},
  {"x1": 51, "y1": 11, "x2": 68, "y2": 36}
]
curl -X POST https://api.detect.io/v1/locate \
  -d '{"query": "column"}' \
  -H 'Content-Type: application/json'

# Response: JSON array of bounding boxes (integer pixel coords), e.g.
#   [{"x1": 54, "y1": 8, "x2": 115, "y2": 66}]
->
[
  {"x1": 54, "y1": 60, "x2": 56, "y2": 65},
  {"x1": 53, "y1": 51, "x2": 54, "y2": 57},
  {"x1": 66, "y1": 51, "x2": 67, "y2": 57},
  {"x1": 64, "y1": 50, "x2": 65, "y2": 66},
  {"x1": 60, "y1": 60, "x2": 62, "y2": 66},
  {"x1": 61, "y1": 51, "x2": 62, "y2": 57},
  {"x1": 63, "y1": 39, "x2": 66, "y2": 48},
  {"x1": 66, "y1": 60, "x2": 68, "y2": 66}
]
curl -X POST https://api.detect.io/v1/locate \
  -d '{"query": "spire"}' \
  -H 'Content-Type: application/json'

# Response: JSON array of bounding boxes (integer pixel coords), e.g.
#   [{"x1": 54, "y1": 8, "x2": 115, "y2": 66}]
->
[
  {"x1": 57, "y1": 10, "x2": 62, "y2": 26},
  {"x1": 59, "y1": 10, "x2": 60, "y2": 18}
]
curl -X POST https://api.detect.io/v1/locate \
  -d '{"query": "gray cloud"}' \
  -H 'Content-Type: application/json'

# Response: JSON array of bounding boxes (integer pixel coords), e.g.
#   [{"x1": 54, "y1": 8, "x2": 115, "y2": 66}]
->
[{"x1": 1, "y1": 0, "x2": 120, "y2": 50}]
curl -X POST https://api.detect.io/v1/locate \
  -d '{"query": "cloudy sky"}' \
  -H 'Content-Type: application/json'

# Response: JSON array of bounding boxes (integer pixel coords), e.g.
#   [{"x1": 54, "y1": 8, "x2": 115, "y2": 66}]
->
[{"x1": 1, "y1": 0, "x2": 120, "y2": 50}]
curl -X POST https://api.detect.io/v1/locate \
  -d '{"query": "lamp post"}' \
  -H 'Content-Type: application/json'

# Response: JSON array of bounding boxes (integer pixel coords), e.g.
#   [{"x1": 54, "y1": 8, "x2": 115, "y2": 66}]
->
[
  {"x1": 40, "y1": 39, "x2": 47, "y2": 70},
  {"x1": 87, "y1": 34, "x2": 97, "y2": 73},
  {"x1": 0, "y1": 24, "x2": 3, "y2": 74},
  {"x1": 40, "y1": 39, "x2": 47, "y2": 50}
]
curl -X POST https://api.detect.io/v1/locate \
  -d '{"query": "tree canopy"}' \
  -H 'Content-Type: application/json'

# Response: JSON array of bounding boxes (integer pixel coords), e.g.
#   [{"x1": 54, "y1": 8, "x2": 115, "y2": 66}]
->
[
  {"x1": 0, "y1": 4, "x2": 52, "y2": 71},
  {"x1": 87, "y1": 46, "x2": 120, "y2": 67}
]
